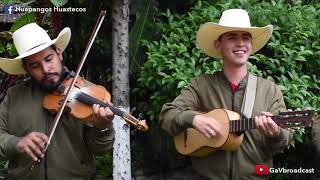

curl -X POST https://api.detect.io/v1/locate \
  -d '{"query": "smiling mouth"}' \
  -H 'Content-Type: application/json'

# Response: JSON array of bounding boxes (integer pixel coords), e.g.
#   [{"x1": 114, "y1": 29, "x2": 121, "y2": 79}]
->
[{"x1": 233, "y1": 50, "x2": 246, "y2": 54}]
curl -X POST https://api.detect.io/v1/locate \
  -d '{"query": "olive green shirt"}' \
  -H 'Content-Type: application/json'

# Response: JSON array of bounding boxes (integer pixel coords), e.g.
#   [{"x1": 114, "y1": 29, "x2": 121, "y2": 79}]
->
[
  {"x1": 159, "y1": 71, "x2": 291, "y2": 180},
  {"x1": 0, "y1": 80, "x2": 115, "y2": 180}
]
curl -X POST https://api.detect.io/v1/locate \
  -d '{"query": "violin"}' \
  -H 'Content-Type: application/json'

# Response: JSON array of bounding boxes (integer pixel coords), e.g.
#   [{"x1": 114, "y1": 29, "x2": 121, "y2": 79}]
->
[{"x1": 43, "y1": 75, "x2": 148, "y2": 132}]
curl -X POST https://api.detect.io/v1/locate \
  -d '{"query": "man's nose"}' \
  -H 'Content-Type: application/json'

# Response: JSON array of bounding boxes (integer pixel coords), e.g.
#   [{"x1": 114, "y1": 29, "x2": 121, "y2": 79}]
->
[
  {"x1": 237, "y1": 39, "x2": 245, "y2": 46},
  {"x1": 42, "y1": 63, "x2": 52, "y2": 73}
]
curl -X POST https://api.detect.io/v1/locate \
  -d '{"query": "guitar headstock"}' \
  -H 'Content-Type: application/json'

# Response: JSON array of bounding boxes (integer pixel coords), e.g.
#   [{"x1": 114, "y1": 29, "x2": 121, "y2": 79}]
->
[{"x1": 275, "y1": 110, "x2": 315, "y2": 128}]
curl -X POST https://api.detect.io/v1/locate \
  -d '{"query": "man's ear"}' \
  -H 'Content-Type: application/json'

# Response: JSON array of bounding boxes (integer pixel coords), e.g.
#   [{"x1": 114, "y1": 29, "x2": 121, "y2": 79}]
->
[
  {"x1": 55, "y1": 48, "x2": 63, "y2": 61},
  {"x1": 22, "y1": 63, "x2": 28, "y2": 73},
  {"x1": 214, "y1": 40, "x2": 221, "y2": 52},
  {"x1": 22, "y1": 59, "x2": 30, "y2": 74}
]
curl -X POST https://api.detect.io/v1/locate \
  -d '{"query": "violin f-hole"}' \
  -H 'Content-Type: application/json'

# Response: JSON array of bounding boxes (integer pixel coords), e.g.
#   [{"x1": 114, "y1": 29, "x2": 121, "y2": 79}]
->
[{"x1": 58, "y1": 99, "x2": 64, "y2": 105}]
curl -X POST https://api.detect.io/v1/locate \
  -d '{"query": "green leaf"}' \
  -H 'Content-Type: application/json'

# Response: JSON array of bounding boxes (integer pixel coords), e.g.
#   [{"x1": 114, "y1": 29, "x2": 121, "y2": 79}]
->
[
  {"x1": 177, "y1": 81, "x2": 186, "y2": 89},
  {"x1": 10, "y1": 12, "x2": 36, "y2": 32},
  {"x1": 295, "y1": 56, "x2": 306, "y2": 61},
  {"x1": 158, "y1": 72, "x2": 167, "y2": 77},
  {"x1": 4, "y1": 0, "x2": 17, "y2": 4},
  {"x1": 50, "y1": 0, "x2": 68, "y2": 7}
]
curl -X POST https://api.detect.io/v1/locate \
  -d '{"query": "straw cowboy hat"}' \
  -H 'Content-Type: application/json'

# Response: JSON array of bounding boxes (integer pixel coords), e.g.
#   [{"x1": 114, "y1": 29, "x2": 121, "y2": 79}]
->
[
  {"x1": 196, "y1": 9, "x2": 273, "y2": 58},
  {"x1": 0, "y1": 23, "x2": 71, "y2": 75}
]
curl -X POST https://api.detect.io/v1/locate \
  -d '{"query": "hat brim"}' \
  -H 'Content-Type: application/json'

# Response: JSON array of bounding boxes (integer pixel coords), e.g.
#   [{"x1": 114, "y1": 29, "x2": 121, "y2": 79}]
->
[
  {"x1": 196, "y1": 22, "x2": 273, "y2": 58},
  {"x1": 0, "y1": 27, "x2": 71, "y2": 75}
]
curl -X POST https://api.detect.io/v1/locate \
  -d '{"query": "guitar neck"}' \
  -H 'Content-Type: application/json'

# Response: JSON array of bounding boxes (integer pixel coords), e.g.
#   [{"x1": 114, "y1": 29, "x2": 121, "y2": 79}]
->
[
  {"x1": 230, "y1": 110, "x2": 314, "y2": 133},
  {"x1": 229, "y1": 117, "x2": 255, "y2": 132}
]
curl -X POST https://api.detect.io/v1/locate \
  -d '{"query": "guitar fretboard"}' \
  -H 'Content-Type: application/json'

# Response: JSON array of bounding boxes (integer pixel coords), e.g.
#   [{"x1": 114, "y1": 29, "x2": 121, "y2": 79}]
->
[
  {"x1": 230, "y1": 117, "x2": 255, "y2": 132},
  {"x1": 229, "y1": 110, "x2": 314, "y2": 132}
]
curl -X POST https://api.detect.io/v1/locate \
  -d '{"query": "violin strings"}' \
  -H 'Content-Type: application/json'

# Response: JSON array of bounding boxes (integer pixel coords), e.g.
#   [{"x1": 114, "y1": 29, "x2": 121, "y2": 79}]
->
[
  {"x1": 76, "y1": 91, "x2": 125, "y2": 117},
  {"x1": 76, "y1": 91, "x2": 147, "y2": 131}
]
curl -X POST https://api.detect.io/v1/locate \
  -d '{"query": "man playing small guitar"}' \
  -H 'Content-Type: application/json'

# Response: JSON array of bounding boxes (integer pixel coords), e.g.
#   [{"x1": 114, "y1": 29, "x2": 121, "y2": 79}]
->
[{"x1": 159, "y1": 9, "x2": 293, "y2": 179}]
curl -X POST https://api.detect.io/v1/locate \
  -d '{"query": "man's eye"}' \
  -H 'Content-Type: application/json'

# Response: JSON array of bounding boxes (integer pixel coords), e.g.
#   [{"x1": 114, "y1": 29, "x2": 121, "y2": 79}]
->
[
  {"x1": 45, "y1": 58, "x2": 52, "y2": 62},
  {"x1": 30, "y1": 65, "x2": 39, "y2": 69}
]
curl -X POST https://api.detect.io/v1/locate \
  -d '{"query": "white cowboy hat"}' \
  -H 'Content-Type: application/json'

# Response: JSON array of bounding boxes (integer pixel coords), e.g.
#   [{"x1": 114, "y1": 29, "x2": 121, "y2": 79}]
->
[
  {"x1": 0, "y1": 23, "x2": 71, "y2": 75},
  {"x1": 196, "y1": 9, "x2": 273, "y2": 58}
]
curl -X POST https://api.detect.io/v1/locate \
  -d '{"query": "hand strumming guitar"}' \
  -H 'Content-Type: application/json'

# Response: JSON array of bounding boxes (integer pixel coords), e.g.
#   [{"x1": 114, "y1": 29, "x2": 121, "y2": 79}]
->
[{"x1": 192, "y1": 114, "x2": 223, "y2": 138}]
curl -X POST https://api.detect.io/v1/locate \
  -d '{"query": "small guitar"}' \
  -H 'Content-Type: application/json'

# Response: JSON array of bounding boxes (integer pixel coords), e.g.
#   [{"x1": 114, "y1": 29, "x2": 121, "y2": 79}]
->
[{"x1": 174, "y1": 109, "x2": 314, "y2": 157}]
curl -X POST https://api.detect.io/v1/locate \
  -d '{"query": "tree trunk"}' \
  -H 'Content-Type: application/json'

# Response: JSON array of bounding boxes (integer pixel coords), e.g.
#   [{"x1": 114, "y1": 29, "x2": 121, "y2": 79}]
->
[{"x1": 112, "y1": 0, "x2": 131, "y2": 179}]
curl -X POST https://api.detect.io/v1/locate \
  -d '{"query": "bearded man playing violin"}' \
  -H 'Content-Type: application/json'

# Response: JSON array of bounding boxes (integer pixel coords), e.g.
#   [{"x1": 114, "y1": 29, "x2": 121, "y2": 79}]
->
[{"x1": 0, "y1": 23, "x2": 115, "y2": 180}]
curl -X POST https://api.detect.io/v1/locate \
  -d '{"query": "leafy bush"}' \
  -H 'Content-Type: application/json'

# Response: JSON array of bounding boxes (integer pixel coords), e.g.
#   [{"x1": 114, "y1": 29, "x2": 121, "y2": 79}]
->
[
  {"x1": 95, "y1": 154, "x2": 113, "y2": 177},
  {"x1": 136, "y1": 0, "x2": 320, "y2": 178},
  {"x1": 0, "y1": 161, "x2": 6, "y2": 170}
]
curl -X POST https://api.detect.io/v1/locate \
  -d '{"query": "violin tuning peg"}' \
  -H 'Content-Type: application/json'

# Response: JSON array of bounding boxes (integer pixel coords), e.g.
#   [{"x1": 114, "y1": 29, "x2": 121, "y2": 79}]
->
[
  {"x1": 138, "y1": 113, "x2": 144, "y2": 120},
  {"x1": 130, "y1": 107, "x2": 136, "y2": 114}
]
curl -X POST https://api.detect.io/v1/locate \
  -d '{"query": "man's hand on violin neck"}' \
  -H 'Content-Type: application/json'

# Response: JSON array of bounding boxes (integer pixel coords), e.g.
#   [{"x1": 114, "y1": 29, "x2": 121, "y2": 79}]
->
[
  {"x1": 92, "y1": 102, "x2": 114, "y2": 129},
  {"x1": 16, "y1": 132, "x2": 48, "y2": 161}
]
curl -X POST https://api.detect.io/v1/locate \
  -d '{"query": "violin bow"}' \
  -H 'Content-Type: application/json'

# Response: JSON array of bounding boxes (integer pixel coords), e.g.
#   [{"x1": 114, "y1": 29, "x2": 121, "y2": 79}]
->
[{"x1": 31, "y1": 10, "x2": 107, "y2": 169}]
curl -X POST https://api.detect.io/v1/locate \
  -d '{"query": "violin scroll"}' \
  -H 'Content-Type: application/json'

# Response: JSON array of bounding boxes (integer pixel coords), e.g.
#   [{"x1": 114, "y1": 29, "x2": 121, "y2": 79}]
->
[{"x1": 123, "y1": 113, "x2": 148, "y2": 132}]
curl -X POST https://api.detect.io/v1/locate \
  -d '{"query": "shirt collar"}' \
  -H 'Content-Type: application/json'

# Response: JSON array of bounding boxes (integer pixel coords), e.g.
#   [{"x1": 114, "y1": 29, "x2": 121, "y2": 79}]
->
[{"x1": 218, "y1": 71, "x2": 249, "y2": 92}]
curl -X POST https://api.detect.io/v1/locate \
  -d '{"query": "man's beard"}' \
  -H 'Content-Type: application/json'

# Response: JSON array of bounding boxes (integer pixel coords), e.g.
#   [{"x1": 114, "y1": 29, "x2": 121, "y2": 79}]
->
[
  {"x1": 38, "y1": 69, "x2": 66, "y2": 92},
  {"x1": 40, "y1": 77, "x2": 61, "y2": 92}
]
